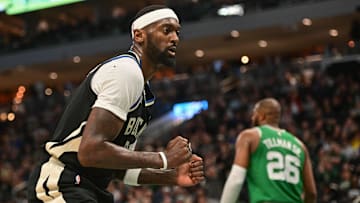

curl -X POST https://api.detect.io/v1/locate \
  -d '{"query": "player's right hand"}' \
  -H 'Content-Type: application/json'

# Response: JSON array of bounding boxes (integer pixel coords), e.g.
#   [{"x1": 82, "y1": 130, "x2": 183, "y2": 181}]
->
[{"x1": 164, "y1": 136, "x2": 192, "y2": 168}]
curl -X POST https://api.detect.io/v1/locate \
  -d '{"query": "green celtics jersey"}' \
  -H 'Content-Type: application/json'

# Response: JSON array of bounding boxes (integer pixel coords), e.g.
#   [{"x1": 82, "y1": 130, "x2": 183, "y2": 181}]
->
[{"x1": 247, "y1": 125, "x2": 305, "y2": 203}]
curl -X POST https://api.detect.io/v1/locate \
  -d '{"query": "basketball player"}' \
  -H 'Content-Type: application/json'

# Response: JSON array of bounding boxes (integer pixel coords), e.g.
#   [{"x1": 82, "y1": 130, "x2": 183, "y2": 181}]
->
[
  {"x1": 27, "y1": 5, "x2": 204, "y2": 203},
  {"x1": 220, "y1": 98, "x2": 317, "y2": 203}
]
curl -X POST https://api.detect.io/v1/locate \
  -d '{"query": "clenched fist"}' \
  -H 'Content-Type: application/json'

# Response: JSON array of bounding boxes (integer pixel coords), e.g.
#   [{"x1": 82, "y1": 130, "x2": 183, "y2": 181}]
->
[
  {"x1": 164, "y1": 136, "x2": 192, "y2": 169},
  {"x1": 176, "y1": 154, "x2": 205, "y2": 187}
]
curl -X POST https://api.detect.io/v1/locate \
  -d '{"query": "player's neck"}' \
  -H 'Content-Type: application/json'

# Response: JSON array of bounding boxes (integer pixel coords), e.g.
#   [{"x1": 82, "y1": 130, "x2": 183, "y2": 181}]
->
[
  {"x1": 263, "y1": 122, "x2": 280, "y2": 129},
  {"x1": 141, "y1": 60, "x2": 157, "y2": 81},
  {"x1": 130, "y1": 45, "x2": 156, "y2": 82}
]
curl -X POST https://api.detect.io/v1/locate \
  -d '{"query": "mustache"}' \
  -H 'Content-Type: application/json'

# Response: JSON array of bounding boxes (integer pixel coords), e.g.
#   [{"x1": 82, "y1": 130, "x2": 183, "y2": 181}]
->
[{"x1": 167, "y1": 45, "x2": 177, "y2": 52}]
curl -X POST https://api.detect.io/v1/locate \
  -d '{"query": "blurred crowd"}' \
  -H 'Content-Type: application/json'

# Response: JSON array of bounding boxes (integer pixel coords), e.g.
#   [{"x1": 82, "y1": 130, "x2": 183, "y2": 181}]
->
[
  {"x1": 0, "y1": 0, "x2": 331, "y2": 54},
  {"x1": 0, "y1": 49, "x2": 359, "y2": 202}
]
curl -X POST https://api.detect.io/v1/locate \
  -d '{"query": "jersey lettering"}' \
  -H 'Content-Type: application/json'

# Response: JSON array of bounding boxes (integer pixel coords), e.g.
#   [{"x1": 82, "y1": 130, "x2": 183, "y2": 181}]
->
[
  {"x1": 131, "y1": 117, "x2": 144, "y2": 136},
  {"x1": 124, "y1": 117, "x2": 146, "y2": 136},
  {"x1": 123, "y1": 117, "x2": 147, "y2": 149},
  {"x1": 124, "y1": 118, "x2": 137, "y2": 135}
]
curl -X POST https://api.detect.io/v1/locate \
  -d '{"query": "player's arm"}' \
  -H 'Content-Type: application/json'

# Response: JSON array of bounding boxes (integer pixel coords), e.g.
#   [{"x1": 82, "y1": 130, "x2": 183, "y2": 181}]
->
[
  {"x1": 115, "y1": 154, "x2": 205, "y2": 186},
  {"x1": 78, "y1": 59, "x2": 192, "y2": 170},
  {"x1": 302, "y1": 145, "x2": 317, "y2": 203},
  {"x1": 220, "y1": 129, "x2": 256, "y2": 203},
  {"x1": 78, "y1": 108, "x2": 192, "y2": 170}
]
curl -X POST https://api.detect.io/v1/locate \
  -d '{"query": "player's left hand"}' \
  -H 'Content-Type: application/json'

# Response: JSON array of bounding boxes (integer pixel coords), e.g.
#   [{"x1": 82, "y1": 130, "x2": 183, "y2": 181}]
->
[{"x1": 176, "y1": 154, "x2": 205, "y2": 187}]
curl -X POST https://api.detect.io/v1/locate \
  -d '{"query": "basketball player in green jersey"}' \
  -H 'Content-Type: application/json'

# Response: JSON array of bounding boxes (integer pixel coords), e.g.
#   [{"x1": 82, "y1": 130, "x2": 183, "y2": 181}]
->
[{"x1": 220, "y1": 98, "x2": 317, "y2": 203}]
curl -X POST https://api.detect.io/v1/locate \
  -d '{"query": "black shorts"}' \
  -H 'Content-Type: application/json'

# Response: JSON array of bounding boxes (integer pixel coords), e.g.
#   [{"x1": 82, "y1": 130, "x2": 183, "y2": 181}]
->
[{"x1": 27, "y1": 157, "x2": 113, "y2": 203}]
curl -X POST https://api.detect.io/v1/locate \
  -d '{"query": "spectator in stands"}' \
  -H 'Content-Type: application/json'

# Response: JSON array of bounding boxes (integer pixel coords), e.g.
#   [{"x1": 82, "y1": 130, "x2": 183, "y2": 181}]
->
[{"x1": 0, "y1": 45, "x2": 359, "y2": 202}]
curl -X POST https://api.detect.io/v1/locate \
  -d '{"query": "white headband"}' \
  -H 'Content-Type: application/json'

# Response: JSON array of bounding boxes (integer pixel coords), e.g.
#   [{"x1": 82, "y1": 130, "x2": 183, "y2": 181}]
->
[{"x1": 131, "y1": 8, "x2": 179, "y2": 38}]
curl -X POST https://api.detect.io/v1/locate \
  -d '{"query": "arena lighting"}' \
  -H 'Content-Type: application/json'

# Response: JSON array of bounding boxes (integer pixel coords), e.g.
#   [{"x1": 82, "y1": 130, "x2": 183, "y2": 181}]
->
[
  {"x1": 5, "y1": 0, "x2": 85, "y2": 15},
  {"x1": 73, "y1": 56, "x2": 81, "y2": 63},
  {"x1": 14, "y1": 85, "x2": 25, "y2": 104},
  {"x1": 7, "y1": 113, "x2": 15, "y2": 122},
  {"x1": 18, "y1": 85, "x2": 26, "y2": 93},
  {"x1": 141, "y1": 100, "x2": 209, "y2": 141},
  {"x1": 302, "y1": 18, "x2": 312, "y2": 26},
  {"x1": 258, "y1": 40, "x2": 268, "y2": 48},
  {"x1": 348, "y1": 40, "x2": 355, "y2": 48},
  {"x1": 16, "y1": 92, "x2": 23, "y2": 99},
  {"x1": 230, "y1": 30, "x2": 240, "y2": 38},
  {"x1": 0, "y1": 1, "x2": 7, "y2": 12},
  {"x1": 173, "y1": 100, "x2": 208, "y2": 120},
  {"x1": 241, "y1": 55, "x2": 250, "y2": 64},
  {"x1": 195, "y1": 49, "x2": 205, "y2": 58},
  {"x1": 49, "y1": 72, "x2": 58, "y2": 80},
  {"x1": 217, "y1": 4, "x2": 244, "y2": 16},
  {"x1": 329, "y1": 29, "x2": 339, "y2": 37},
  {"x1": 0, "y1": 113, "x2": 7, "y2": 122},
  {"x1": 45, "y1": 88, "x2": 53, "y2": 96}
]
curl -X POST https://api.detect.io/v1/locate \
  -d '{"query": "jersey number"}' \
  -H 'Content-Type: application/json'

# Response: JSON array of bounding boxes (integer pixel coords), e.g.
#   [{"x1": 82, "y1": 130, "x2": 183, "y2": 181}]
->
[{"x1": 266, "y1": 151, "x2": 300, "y2": 184}]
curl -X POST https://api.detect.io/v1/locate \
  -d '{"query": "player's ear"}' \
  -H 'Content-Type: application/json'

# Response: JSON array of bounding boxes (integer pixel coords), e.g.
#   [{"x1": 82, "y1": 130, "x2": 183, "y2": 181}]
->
[
  {"x1": 133, "y1": 29, "x2": 145, "y2": 44},
  {"x1": 259, "y1": 112, "x2": 266, "y2": 122}
]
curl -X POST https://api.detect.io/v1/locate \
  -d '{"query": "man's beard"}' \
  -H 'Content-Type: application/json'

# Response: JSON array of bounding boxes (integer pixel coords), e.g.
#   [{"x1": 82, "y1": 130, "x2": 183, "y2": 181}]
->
[
  {"x1": 147, "y1": 39, "x2": 176, "y2": 68},
  {"x1": 252, "y1": 118, "x2": 259, "y2": 127}
]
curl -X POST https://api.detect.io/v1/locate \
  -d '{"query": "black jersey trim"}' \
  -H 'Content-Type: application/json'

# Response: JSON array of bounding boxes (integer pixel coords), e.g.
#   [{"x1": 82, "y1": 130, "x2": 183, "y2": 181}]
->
[
  {"x1": 129, "y1": 95, "x2": 142, "y2": 110},
  {"x1": 43, "y1": 176, "x2": 55, "y2": 199},
  {"x1": 144, "y1": 83, "x2": 155, "y2": 106}
]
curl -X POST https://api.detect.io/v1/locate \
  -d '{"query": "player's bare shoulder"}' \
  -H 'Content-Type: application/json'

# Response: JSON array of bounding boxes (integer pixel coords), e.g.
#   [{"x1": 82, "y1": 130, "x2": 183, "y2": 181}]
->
[
  {"x1": 239, "y1": 128, "x2": 261, "y2": 140},
  {"x1": 236, "y1": 128, "x2": 261, "y2": 150}
]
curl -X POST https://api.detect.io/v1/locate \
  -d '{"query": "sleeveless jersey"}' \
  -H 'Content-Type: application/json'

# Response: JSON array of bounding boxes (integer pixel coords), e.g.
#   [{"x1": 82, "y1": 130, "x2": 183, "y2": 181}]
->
[
  {"x1": 247, "y1": 125, "x2": 305, "y2": 203},
  {"x1": 42, "y1": 52, "x2": 154, "y2": 189}
]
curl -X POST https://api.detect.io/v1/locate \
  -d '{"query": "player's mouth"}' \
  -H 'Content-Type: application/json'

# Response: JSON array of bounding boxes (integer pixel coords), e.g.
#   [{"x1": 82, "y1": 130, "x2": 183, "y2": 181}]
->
[{"x1": 167, "y1": 46, "x2": 177, "y2": 57}]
